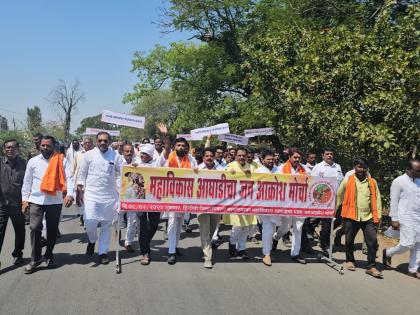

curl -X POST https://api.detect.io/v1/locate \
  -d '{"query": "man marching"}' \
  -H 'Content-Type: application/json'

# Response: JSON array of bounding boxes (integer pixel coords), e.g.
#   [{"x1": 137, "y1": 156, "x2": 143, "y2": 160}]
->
[
  {"x1": 255, "y1": 150, "x2": 279, "y2": 266},
  {"x1": 224, "y1": 148, "x2": 257, "y2": 259},
  {"x1": 383, "y1": 159, "x2": 420, "y2": 279},
  {"x1": 273, "y1": 148, "x2": 310, "y2": 264},
  {"x1": 197, "y1": 148, "x2": 224, "y2": 269},
  {"x1": 336, "y1": 157, "x2": 383, "y2": 278},
  {"x1": 22, "y1": 135, "x2": 74, "y2": 273},
  {"x1": 164, "y1": 137, "x2": 198, "y2": 265},
  {"x1": 77, "y1": 132, "x2": 122, "y2": 265}
]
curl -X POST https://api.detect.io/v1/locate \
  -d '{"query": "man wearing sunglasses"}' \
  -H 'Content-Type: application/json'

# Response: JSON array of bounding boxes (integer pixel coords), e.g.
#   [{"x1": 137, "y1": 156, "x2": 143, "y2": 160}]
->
[{"x1": 77, "y1": 132, "x2": 122, "y2": 265}]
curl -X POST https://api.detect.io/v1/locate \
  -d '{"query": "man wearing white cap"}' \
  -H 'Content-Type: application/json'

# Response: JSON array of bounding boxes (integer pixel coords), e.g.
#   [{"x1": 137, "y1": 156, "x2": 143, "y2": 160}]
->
[{"x1": 135, "y1": 123, "x2": 170, "y2": 265}]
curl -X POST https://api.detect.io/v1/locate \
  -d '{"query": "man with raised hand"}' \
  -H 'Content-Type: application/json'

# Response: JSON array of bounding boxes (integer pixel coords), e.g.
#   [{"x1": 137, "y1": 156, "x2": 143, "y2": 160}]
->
[
  {"x1": 383, "y1": 159, "x2": 420, "y2": 279},
  {"x1": 164, "y1": 136, "x2": 198, "y2": 265},
  {"x1": 22, "y1": 135, "x2": 74, "y2": 274},
  {"x1": 77, "y1": 132, "x2": 122, "y2": 265},
  {"x1": 197, "y1": 147, "x2": 225, "y2": 269},
  {"x1": 224, "y1": 147, "x2": 257, "y2": 260}
]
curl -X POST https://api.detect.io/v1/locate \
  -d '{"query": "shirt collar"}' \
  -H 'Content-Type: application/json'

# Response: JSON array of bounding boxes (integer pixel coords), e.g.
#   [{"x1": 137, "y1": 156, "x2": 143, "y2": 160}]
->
[{"x1": 322, "y1": 161, "x2": 336, "y2": 167}]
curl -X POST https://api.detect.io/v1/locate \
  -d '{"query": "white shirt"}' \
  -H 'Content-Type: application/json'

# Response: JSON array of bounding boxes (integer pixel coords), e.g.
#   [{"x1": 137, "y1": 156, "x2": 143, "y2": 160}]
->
[
  {"x1": 311, "y1": 161, "x2": 343, "y2": 184},
  {"x1": 215, "y1": 159, "x2": 227, "y2": 169},
  {"x1": 77, "y1": 147, "x2": 122, "y2": 204},
  {"x1": 66, "y1": 145, "x2": 81, "y2": 175},
  {"x1": 306, "y1": 163, "x2": 316, "y2": 171},
  {"x1": 198, "y1": 162, "x2": 225, "y2": 171},
  {"x1": 390, "y1": 173, "x2": 420, "y2": 222},
  {"x1": 255, "y1": 165, "x2": 279, "y2": 174},
  {"x1": 22, "y1": 154, "x2": 74, "y2": 205}
]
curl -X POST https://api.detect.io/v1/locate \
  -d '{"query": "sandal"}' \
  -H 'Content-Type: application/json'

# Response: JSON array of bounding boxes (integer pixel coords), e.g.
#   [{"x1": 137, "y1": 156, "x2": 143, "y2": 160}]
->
[
  {"x1": 345, "y1": 262, "x2": 356, "y2": 271},
  {"x1": 140, "y1": 254, "x2": 150, "y2": 265},
  {"x1": 365, "y1": 267, "x2": 383, "y2": 279}
]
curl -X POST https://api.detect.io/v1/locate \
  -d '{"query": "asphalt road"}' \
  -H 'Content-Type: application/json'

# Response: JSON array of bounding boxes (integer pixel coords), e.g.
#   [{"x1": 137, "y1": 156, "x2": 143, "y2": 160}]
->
[{"x1": 0, "y1": 206, "x2": 418, "y2": 315}]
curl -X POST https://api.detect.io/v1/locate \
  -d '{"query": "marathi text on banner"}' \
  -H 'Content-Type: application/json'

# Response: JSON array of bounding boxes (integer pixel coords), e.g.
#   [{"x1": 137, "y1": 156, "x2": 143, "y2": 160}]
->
[
  {"x1": 218, "y1": 133, "x2": 249, "y2": 145},
  {"x1": 101, "y1": 110, "x2": 145, "y2": 129},
  {"x1": 190, "y1": 123, "x2": 230, "y2": 138},
  {"x1": 84, "y1": 127, "x2": 121, "y2": 137},
  {"x1": 120, "y1": 166, "x2": 337, "y2": 218},
  {"x1": 244, "y1": 127, "x2": 275, "y2": 137}
]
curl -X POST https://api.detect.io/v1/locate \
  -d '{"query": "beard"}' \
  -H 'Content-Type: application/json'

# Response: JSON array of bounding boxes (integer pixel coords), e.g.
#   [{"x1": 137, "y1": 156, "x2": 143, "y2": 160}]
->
[{"x1": 41, "y1": 150, "x2": 53, "y2": 159}]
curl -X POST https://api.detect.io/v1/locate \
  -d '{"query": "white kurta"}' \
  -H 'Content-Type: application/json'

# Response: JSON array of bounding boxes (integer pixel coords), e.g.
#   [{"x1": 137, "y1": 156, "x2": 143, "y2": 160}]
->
[
  {"x1": 311, "y1": 161, "x2": 343, "y2": 185},
  {"x1": 389, "y1": 174, "x2": 420, "y2": 244},
  {"x1": 77, "y1": 147, "x2": 122, "y2": 221},
  {"x1": 255, "y1": 165, "x2": 281, "y2": 225}
]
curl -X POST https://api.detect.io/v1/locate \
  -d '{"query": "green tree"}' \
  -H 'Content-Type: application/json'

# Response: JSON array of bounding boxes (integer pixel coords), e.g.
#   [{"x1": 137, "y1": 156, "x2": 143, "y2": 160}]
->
[{"x1": 26, "y1": 106, "x2": 42, "y2": 134}]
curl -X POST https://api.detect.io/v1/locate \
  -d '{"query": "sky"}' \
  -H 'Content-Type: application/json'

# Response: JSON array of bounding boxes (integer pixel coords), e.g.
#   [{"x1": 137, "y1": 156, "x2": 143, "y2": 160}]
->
[{"x1": 0, "y1": 0, "x2": 191, "y2": 131}]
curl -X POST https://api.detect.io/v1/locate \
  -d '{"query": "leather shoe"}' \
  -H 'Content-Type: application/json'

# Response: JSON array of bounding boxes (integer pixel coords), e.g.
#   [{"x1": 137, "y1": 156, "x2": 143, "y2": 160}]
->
[
  {"x1": 237, "y1": 250, "x2": 249, "y2": 259},
  {"x1": 24, "y1": 260, "x2": 43, "y2": 274},
  {"x1": 45, "y1": 256, "x2": 57, "y2": 268},
  {"x1": 229, "y1": 244, "x2": 237, "y2": 257},
  {"x1": 382, "y1": 249, "x2": 392, "y2": 269},
  {"x1": 13, "y1": 257, "x2": 25, "y2": 265},
  {"x1": 99, "y1": 254, "x2": 109, "y2": 265},
  {"x1": 291, "y1": 255, "x2": 307, "y2": 264},
  {"x1": 86, "y1": 242, "x2": 95, "y2": 257},
  {"x1": 168, "y1": 254, "x2": 176, "y2": 265}
]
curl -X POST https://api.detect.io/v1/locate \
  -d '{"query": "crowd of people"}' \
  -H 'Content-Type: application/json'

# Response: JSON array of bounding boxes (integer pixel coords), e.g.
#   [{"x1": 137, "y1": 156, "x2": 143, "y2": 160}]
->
[{"x1": 0, "y1": 125, "x2": 419, "y2": 280}]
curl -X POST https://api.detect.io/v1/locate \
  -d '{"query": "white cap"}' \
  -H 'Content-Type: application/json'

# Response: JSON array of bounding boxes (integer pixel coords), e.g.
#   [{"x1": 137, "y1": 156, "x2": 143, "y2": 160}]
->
[{"x1": 140, "y1": 143, "x2": 155, "y2": 158}]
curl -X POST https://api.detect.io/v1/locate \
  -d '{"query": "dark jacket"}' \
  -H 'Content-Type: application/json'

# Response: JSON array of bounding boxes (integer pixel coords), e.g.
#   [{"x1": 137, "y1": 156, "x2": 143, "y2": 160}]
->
[{"x1": 0, "y1": 156, "x2": 27, "y2": 207}]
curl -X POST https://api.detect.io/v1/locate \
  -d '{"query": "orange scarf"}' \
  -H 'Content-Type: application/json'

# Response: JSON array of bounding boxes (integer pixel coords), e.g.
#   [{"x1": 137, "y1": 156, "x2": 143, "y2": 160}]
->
[
  {"x1": 341, "y1": 174, "x2": 379, "y2": 223},
  {"x1": 40, "y1": 153, "x2": 67, "y2": 196},
  {"x1": 282, "y1": 160, "x2": 306, "y2": 174},
  {"x1": 167, "y1": 151, "x2": 191, "y2": 168}
]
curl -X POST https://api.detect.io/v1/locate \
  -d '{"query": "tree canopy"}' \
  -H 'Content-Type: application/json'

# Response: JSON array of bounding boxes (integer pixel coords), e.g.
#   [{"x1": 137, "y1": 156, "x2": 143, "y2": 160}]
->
[{"x1": 124, "y1": 0, "x2": 419, "y2": 197}]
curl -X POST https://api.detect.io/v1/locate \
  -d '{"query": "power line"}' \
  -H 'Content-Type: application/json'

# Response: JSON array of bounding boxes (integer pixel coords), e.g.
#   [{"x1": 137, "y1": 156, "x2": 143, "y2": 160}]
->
[{"x1": 0, "y1": 107, "x2": 26, "y2": 116}]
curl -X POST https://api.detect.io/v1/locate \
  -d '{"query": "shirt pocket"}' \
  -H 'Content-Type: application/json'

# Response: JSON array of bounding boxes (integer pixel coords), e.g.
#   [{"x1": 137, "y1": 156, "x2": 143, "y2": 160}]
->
[{"x1": 103, "y1": 161, "x2": 114, "y2": 174}]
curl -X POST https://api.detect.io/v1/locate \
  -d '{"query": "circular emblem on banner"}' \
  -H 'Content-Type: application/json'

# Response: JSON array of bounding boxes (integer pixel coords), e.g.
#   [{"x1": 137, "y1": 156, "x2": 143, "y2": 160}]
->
[{"x1": 310, "y1": 182, "x2": 334, "y2": 205}]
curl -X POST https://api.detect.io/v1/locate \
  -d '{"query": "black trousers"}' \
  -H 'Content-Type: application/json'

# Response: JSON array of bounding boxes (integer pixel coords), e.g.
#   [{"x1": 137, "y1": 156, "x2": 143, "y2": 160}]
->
[
  {"x1": 29, "y1": 203, "x2": 62, "y2": 262},
  {"x1": 137, "y1": 212, "x2": 160, "y2": 255},
  {"x1": 344, "y1": 219, "x2": 378, "y2": 268},
  {"x1": 0, "y1": 204, "x2": 26, "y2": 258}
]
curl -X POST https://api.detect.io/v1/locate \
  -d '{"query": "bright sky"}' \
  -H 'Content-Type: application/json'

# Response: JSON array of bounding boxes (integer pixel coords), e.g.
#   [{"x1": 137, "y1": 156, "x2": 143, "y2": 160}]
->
[{"x1": 0, "y1": 0, "x2": 190, "y2": 131}]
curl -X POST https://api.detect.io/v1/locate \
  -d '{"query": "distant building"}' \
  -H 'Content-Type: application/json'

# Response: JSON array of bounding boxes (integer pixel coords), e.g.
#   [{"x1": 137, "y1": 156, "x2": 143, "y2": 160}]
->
[{"x1": 0, "y1": 115, "x2": 8, "y2": 131}]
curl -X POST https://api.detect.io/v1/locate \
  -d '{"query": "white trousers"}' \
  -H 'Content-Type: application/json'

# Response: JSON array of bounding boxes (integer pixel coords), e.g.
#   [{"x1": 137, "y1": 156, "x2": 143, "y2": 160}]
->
[
  {"x1": 85, "y1": 219, "x2": 112, "y2": 255},
  {"x1": 261, "y1": 216, "x2": 276, "y2": 256},
  {"x1": 387, "y1": 242, "x2": 420, "y2": 273},
  {"x1": 125, "y1": 212, "x2": 138, "y2": 245},
  {"x1": 198, "y1": 213, "x2": 219, "y2": 261},
  {"x1": 230, "y1": 226, "x2": 250, "y2": 251},
  {"x1": 168, "y1": 216, "x2": 183, "y2": 254},
  {"x1": 273, "y1": 217, "x2": 304, "y2": 257}
]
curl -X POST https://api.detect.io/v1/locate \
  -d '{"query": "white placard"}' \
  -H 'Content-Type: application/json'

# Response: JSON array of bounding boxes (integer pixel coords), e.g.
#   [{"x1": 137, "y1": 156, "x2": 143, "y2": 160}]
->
[
  {"x1": 101, "y1": 110, "x2": 145, "y2": 129},
  {"x1": 190, "y1": 123, "x2": 229, "y2": 138},
  {"x1": 218, "y1": 133, "x2": 249, "y2": 145},
  {"x1": 84, "y1": 128, "x2": 120, "y2": 137},
  {"x1": 176, "y1": 134, "x2": 203, "y2": 141},
  {"x1": 244, "y1": 127, "x2": 274, "y2": 137}
]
